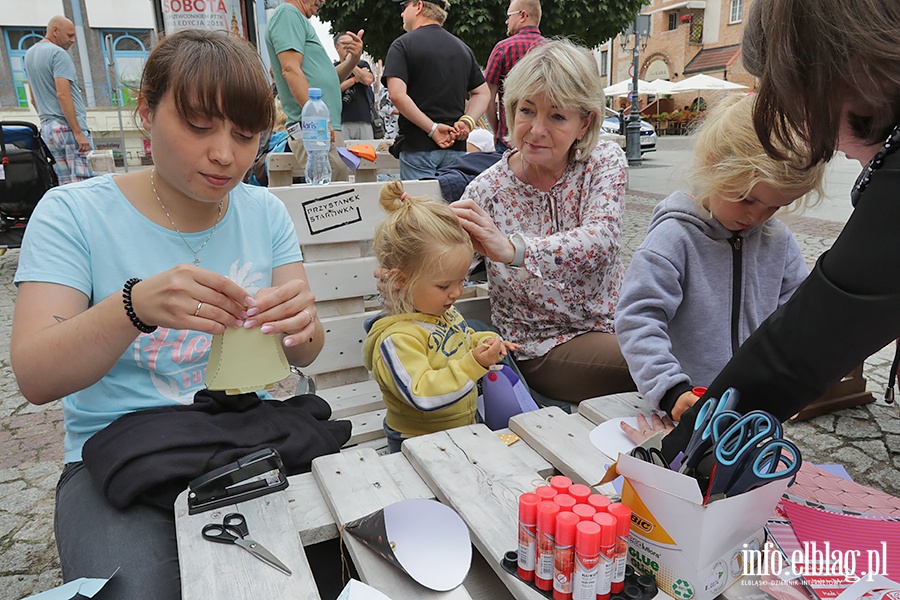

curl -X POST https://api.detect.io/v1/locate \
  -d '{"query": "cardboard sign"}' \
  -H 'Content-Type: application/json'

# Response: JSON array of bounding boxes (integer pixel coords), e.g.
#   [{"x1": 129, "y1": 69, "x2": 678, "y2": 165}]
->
[{"x1": 302, "y1": 190, "x2": 363, "y2": 235}]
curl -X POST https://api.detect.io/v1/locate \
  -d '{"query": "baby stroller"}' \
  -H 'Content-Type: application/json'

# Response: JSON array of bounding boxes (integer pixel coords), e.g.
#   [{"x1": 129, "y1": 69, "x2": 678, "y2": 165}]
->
[{"x1": 0, "y1": 121, "x2": 58, "y2": 249}]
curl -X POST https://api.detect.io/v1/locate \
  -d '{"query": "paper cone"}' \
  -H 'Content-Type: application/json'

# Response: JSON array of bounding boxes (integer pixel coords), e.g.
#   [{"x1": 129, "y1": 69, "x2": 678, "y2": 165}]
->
[
  {"x1": 344, "y1": 499, "x2": 471, "y2": 591},
  {"x1": 205, "y1": 327, "x2": 290, "y2": 394}
]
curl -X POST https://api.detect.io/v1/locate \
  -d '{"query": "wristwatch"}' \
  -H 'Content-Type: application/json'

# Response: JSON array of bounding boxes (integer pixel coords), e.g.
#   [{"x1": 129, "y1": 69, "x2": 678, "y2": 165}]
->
[{"x1": 508, "y1": 233, "x2": 526, "y2": 267}]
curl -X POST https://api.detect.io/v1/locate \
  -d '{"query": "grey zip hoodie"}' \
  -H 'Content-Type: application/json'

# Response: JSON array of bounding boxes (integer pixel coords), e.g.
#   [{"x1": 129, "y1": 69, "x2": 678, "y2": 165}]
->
[{"x1": 615, "y1": 191, "x2": 807, "y2": 414}]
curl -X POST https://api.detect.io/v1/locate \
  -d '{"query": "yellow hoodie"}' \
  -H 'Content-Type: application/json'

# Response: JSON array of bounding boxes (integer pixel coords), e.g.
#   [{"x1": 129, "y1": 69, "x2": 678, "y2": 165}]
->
[{"x1": 362, "y1": 307, "x2": 496, "y2": 437}]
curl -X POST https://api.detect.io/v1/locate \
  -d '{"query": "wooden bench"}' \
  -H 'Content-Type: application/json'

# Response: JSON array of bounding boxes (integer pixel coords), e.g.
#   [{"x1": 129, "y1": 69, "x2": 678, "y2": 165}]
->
[
  {"x1": 175, "y1": 392, "x2": 656, "y2": 600},
  {"x1": 267, "y1": 139, "x2": 400, "y2": 187},
  {"x1": 268, "y1": 179, "x2": 491, "y2": 451}
]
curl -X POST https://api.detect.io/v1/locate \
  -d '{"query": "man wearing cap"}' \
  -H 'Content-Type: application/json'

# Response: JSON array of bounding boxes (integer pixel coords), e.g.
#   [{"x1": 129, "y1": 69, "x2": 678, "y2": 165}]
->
[
  {"x1": 484, "y1": 0, "x2": 545, "y2": 152},
  {"x1": 384, "y1": 0, "x2": 490, "y2": 180},
  {"x1": 265, "y1": 0, "x2": 364, "y2": 181}
]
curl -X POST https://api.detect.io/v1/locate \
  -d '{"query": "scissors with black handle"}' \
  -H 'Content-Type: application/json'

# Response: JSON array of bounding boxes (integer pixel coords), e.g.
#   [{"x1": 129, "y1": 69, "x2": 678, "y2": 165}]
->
[
  {"x1": 631, "y1": 445, "x2": 671, "y2": 469},
  {"x1": 201, "y1": 512, "x2": 292, "y2": 575}
]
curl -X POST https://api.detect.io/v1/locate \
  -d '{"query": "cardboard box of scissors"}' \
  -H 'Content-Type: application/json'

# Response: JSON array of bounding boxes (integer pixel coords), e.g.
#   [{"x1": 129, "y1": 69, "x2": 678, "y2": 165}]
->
[{"x1": 615, "y1": 451, "x2": 790, "y2": 600}]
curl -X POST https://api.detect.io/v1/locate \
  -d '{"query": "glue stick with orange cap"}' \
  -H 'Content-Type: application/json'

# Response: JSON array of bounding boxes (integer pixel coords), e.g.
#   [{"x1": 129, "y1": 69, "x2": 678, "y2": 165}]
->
[{"x1": 607, "y1": 503, "x2": 633, "y2": 594}]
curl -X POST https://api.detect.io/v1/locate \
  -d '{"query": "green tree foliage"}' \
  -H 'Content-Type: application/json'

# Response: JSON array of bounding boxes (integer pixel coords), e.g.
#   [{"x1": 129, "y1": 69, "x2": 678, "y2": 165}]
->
[{"x1": 318, "y1": 0, "x2": 646, "y2": 64}]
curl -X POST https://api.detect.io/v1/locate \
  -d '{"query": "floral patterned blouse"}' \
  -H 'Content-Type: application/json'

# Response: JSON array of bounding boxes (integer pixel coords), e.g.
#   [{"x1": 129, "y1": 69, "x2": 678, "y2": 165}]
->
[{"x1": 459, "y1": 141, "x2": 628, "y2": 360}]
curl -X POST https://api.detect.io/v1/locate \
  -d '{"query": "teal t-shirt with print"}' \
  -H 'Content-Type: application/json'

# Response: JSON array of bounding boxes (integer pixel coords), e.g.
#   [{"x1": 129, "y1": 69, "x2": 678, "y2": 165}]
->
[{"x1": 14, "y1": 175, "x2": 303, "y2": 462}]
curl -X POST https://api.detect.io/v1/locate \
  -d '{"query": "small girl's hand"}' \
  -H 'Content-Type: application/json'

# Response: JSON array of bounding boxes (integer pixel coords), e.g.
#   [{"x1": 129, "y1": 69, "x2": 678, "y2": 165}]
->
[
  {"x1": 473, "y1": 337, "x2": 505, "y2": 368},
  {"x1": 501, "y1": 340, "x2": 522, "y2": 354},
  {"x1": 672, "y1": 391, "x2": 700, "y2": 422}
]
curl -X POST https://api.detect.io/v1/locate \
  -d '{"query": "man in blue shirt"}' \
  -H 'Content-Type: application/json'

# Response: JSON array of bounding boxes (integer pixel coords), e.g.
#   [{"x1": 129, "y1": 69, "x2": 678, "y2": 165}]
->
[{"x1": 24, "y1": 16, "x2": 94, "y2": 184}]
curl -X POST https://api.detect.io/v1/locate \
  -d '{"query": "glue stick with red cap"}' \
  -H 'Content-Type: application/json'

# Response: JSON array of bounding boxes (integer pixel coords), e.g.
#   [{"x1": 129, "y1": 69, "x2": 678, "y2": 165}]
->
[
  {"x1": 572, "y1": 520, "x2": 602, "y2": 600},
  {"x1": 536, "y1": 501, "x2": 561, "y2": 591},
  {"x1": 607, "y1": 503, "x2": 632, "y2": 594},
  {"x1": 692, "y1": 386, "x2": 707, "y2": 398},
  {"x1": 554, "y1": 493, "x2": 577, "y2": 512},
  {"x1": 572, "y1": 503, "x2": 596, "y2": 522},
  {"x1": 550, "y1": 475, "x2": 573, "y2": 494},
  {"x1": 587, "y1": 494, "x2": 611, "y2": 513},
  {"x1": 518, "y1": 492, "x2": 540, "y2": 581},
  {"x1": 553, "y1": 511, "x2": 579, "y2": 600},
  {"x1": 568, "y1": 483, "x2": 592, "y2": 504},
  {"x1": 593, "y1": 512, "x2": 616, "y2": 600},
  {"x1": 536, "y1": 485, "x2": 558, "y2": 502}
]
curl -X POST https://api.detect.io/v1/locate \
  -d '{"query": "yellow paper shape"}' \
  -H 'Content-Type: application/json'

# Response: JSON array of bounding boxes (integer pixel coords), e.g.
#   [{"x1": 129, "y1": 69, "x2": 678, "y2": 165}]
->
[{"x1": 205, "y1": 327, "x2": 291, "y2": 394}]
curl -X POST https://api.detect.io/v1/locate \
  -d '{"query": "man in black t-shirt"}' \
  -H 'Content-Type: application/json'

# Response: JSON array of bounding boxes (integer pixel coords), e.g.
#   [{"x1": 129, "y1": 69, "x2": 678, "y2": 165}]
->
[
  {"x1": 334, "y1": 32, "x2": 376, "y2": 140},
  {"x1": 384, "y1": 0, "x2": 490, "y2": 179}
]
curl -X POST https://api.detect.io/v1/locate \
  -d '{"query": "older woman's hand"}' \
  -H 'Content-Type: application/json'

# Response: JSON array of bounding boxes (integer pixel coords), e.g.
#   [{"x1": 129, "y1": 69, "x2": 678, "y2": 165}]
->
[
  {"x1": 620, "y1": 413, "x2": 675, "y2": 445},
  {"x1": 450, "y1": 199, "x2": 517, "y2": 264}
]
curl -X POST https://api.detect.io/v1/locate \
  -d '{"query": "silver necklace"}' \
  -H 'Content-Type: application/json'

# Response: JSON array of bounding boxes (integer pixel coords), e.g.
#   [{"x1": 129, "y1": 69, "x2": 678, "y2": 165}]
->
[{"x1": 150, "y1": 168, "x2": 225, "y2": 266}]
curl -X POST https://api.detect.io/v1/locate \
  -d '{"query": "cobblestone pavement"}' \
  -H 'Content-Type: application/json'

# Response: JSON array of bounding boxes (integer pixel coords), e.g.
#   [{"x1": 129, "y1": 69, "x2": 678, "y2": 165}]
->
[{"x1": 1, "y1": 191, "x2": 897, "y2": 599}]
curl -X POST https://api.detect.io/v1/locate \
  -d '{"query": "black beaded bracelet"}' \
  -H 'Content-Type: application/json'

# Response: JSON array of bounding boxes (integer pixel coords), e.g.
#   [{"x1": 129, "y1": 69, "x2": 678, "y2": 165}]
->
[{"x1": 122, "y1": 277, "x2": 158, "y2": 334}]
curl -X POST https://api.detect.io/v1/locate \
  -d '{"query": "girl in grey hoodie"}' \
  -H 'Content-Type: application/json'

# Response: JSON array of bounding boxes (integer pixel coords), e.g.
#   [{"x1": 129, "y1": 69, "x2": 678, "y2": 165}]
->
[{"x1": 615, "y1": 95, "x2": 825, "y2": 421}]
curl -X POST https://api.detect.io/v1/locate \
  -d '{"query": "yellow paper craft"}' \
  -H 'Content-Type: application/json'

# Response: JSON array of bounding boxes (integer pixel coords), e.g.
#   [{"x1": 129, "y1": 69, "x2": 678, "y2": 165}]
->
[{"x1": 205, "y1": 327, "x2": 291, "y2": 394}]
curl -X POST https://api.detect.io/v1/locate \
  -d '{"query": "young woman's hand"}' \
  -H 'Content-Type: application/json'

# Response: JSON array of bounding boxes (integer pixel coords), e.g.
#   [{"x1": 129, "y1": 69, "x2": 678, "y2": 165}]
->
[
  {"x1": 241, "y1": 278, "x2": 318, "y2": 348},
  {"x1": 131, "y1": 265, "x2": 249, "y2": 334}
]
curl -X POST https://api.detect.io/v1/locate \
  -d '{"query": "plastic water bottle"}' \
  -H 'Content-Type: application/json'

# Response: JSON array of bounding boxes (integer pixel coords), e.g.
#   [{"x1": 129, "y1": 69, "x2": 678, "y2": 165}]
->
[{"x1": 301, "y1": 87, "x2": 332, "y2": 185}]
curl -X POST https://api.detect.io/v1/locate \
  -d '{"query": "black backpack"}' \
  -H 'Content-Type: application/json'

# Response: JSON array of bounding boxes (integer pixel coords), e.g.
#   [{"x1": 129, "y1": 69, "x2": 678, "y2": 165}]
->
[{"x1": 0, "y1": 121, "x2": 58, "y2": 231}]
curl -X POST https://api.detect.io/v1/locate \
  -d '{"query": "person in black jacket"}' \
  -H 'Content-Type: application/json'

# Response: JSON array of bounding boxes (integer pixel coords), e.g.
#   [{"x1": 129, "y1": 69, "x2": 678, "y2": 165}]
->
[{"x1": 623, "y1": 0, "x2": 900, "y2": 454}]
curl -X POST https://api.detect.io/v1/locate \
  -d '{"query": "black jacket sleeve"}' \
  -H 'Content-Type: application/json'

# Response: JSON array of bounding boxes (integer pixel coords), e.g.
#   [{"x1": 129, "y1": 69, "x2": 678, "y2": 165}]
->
[{"x1": 663, "y1": 155, "x2": 900, "y2": 458}]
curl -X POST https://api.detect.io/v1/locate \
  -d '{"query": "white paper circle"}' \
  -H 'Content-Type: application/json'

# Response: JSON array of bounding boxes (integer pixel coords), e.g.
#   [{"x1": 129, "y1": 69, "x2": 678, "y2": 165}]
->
[{"x1": 382, "y1": 498, "x2": 472, "y2": 591}]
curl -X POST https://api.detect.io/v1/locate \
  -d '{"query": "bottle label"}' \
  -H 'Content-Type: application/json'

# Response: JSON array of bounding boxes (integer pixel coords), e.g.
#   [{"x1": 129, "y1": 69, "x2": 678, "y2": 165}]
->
[
  {"x1": 572, "y1": 553, "x2": 601, "y2": 600},
  {"x1": 302, "y1": 118, "x2": 329, "y2": 142},
  {"x1": 553, "y1": 544, "x2": 574, "y2": 594},
  {"x1": 518, "y1": 523, "x2": 536, "y2": 571},
  {"x1": 596, "y1": 552, "x2": 614, "y2": 595}
]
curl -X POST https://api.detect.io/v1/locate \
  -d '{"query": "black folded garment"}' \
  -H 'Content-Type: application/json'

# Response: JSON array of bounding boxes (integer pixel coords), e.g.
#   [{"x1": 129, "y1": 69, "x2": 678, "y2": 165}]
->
[{"x1": 82, "y1": 390, "x2": 352, "y2": 509}]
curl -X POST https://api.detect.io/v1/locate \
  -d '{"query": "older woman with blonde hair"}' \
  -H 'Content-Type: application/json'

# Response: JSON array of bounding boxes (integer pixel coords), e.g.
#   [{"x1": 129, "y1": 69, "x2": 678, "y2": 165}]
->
[{"x1": 450, "y1": 38, "x2": 635, "y2": 402}]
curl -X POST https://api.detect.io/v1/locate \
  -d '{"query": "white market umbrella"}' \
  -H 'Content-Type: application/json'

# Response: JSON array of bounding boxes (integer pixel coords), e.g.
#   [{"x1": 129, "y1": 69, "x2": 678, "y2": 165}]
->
[
  {"x1": 603, "y1": 78, "x2": 653, "y2": 97},
  {"x1": 669, "y1": 73, "x2": 748, "y2": 92},
  {"x1": 647, "y1": 78, "x2": 677, "y2": 94}
]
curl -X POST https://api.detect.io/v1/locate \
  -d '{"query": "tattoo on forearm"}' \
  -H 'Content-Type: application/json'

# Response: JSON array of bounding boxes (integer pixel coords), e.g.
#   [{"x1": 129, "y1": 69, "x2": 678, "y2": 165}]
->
[{"x1": 53, "y1": 315, "x2": 68, "y2": 323}]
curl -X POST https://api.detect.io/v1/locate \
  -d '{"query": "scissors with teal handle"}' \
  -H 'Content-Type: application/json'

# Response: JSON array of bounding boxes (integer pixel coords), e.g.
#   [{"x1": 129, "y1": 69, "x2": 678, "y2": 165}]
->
[
  {"x1": 201, "y1": 512, "x2": 292, "y2": 575},
  {"x1": 703, "y1": 411, "x2": 798, "y2": 504},
  {"x1": 679, "y1": 387, "x2": 742, "y2": 474}
]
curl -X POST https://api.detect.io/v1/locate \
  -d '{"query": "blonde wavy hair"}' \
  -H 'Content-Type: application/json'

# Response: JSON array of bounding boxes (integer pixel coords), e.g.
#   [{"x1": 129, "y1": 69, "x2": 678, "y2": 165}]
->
[
  {"x1": 503, "y1": 38, "x2": 604, "y2": 161},
  {"x1": 689, "y1": 94, "x2": 825, "y2": 213},
  {"x1": 374, "y1": 181, "x2": 473, "y2": 315}
]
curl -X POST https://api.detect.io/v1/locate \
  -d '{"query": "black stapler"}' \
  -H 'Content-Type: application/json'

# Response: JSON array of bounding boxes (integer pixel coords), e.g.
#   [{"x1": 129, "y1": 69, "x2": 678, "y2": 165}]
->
[{"x1": 187, "y1": 448, "x2": 289, "y2": 514}]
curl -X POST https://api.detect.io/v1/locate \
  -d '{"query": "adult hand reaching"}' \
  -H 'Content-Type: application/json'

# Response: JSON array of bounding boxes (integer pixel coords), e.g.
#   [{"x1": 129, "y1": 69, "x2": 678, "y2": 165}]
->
[
  {"x1": 450, "y1": 199, "x2": 517, "y2": 264},
  {"x1": 620, "y1": 412, "x2": 675, "y2": 445}
]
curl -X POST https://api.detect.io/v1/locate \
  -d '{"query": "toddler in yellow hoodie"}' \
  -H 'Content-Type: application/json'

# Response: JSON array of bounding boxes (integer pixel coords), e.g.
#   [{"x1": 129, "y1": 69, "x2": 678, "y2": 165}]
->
[{"x1": 363, "y1": 180, "x2": 519, "y2": 452}]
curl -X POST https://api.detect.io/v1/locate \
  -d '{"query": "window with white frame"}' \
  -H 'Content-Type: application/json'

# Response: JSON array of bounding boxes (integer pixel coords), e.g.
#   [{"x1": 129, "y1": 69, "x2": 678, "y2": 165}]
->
[
  {"x1": 668, "y1": 12, "x2": 678, "y2": 30},
  {"x1": 729, "y1": 0, "x2": 744, "y2": 23},
  {"x1": 4, "y1": 28, "x2": 43, "y2": 108},
  {"x1": 100, "y1": 30, "x2": 152, "y2": 106}
]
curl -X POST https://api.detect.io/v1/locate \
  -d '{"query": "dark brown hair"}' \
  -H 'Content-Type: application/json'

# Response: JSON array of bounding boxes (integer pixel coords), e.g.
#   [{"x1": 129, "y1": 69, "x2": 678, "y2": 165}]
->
[
  {"x1": 744, "y1": 0, "x2": 900, "y2": 167},
  {"x1": 139, "y1": 29, "x2": 274, "y2": 134}
]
